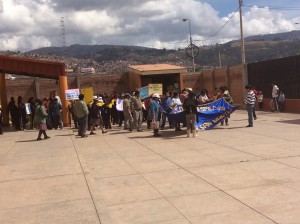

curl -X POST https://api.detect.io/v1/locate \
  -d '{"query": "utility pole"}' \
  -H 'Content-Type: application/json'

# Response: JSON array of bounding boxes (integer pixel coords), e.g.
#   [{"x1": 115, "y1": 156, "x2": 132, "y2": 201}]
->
[
  {"x1": 218, "y1": 50, "x2": 222, "y2": 68},
  {"x1": 60, "y1": 17, "x2": 66, "y2": 48},
  {"x1": 183, "y1": 18, "x2": 196, "y2": 72},
  {"x1": 239, "y1": 0, "x2": 247, "y2": 88},
  {"x1": 239, "y1": 0, "x2": 246, "y2": 65}
]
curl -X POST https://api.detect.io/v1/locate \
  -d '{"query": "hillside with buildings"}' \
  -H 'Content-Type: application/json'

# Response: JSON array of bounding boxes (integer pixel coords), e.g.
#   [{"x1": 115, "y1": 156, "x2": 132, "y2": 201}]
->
[{"x1": 1, "y1": 30, "x2": 300, "y2": 74}]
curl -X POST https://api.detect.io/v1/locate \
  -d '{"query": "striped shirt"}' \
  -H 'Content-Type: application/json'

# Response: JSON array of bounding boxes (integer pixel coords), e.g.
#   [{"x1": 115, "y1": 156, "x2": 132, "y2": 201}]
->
[{"x1": 245, "y1": 90, "x2": 256, "y2": 105}]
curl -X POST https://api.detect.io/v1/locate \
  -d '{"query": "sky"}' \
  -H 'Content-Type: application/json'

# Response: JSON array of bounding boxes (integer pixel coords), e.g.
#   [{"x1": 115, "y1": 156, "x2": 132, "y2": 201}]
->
[{"x1": 0, "y1": 0, "x2": 300, "y2": 52}]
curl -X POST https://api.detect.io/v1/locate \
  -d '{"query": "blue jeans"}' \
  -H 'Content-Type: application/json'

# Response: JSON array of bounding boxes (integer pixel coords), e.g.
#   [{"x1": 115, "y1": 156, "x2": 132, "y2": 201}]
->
[
  {"x1": 78, "y1": 115, "x2": 88, "y2": 136},
  {"x1": 247, "y1": 104, "x2": 255, "y2": 126},
  {"x1": 160, "y1": 111, "x2": 174, "y2": 129}
]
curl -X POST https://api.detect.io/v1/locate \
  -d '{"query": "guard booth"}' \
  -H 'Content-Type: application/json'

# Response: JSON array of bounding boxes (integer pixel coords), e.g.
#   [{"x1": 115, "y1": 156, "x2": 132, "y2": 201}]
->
[
  {"x1": 0, "y1": 56, "x2": 69, "y2": 126},
  {"x1": 127, "y1": 64, "x2": 187, "y2": 93}
]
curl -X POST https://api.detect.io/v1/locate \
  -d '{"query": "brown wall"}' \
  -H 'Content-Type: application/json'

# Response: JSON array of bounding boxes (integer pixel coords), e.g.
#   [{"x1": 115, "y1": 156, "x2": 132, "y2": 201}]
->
[
  {"x1": 2, "y1": 66, "x2": 300, "y2": 113},
  {"x1": 182, "y1": 65, "x2": 244, "y2": 105},
  {"x1": 128, "y1": 72, "x2": 141, "y2": 91},
  {"x1": 263, "y1": 99, "x2": 300, "y2": 114},
  {"x1": 4, "y1": 73, "x2": 129, "y2": 102}
]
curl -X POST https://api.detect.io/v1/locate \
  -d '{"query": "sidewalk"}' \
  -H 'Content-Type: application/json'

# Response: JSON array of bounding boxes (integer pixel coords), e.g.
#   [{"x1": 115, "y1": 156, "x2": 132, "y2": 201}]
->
[{"x1": 0, "y1": 110, "x2": 300, "y2": 224}]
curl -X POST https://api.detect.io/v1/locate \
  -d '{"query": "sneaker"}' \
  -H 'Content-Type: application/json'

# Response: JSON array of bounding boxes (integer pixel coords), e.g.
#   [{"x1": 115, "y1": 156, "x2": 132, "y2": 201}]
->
[
  {"x1": 37, "y1": 137, "x2": 42, "y2": 141},
  {"x1": 137, "y1": 129, "x2": 143, "y2": 132},
  {"x1": 246, "y1": 125, "x2": 253, "y2": 127},
  {"x1": 90, "y1": 132, "x2": 96, "y2": 135},
  {"x1": 44, "y1": 136, "x2": 50, "y2": 139},
  {"x1": 81, "y1": 135, "x2": 88, "y2": 138}
]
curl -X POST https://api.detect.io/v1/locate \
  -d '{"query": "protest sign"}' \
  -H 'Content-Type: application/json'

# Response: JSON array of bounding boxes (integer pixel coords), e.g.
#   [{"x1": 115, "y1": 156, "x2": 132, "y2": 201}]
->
[
  {"x1": 81, "y1": 87, "x2": 94, "y2": 103},
  {"x1": 148, "y1": 83, "x2": 162, "y2": 95},
  {"x1": 65, "y1": 89, "x2": 80, "y2": 100}
]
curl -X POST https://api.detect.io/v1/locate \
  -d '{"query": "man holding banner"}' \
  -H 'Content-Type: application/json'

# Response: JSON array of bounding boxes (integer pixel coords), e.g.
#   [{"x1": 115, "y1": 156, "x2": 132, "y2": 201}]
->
[{"x1": 183, "y1": 91, "x2": 198, "y2": 137}]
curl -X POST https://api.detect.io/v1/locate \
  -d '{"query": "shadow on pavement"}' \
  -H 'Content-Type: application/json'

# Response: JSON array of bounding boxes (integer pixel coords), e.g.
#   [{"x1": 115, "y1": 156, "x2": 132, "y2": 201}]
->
[
  {"x1": 16, "y1": 139, "x2": 38, "y2": 143},
  {"x1": 276, "y1": 119, "x2": 300, "y2": 125}
]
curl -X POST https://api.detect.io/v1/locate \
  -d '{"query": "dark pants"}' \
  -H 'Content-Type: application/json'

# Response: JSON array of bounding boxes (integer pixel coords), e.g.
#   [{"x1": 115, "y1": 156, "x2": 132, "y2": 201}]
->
[
  {"x1": 118, "y1": 111, "x2": 124, "y2": 126},
  {"x1": 247, "y1": 104, "x2": 255, "y2": 126},
  {"x1": 272, "y1": 97, "x2": 279, "y2": 112},
  {"x1": 53, "y1": 114, "x2": 61, "y2": 129},
  {"x1": 0, "y1": 119, "x2": 3, "y2": 134},
  {"x1": 78, "y1": 115, "x2": 88, "y2": 137},
  {"x1": 253, "y1": 107, "x2": 257, "y2": 119},
  {"x1": 102, "y1": 113, "x2": 111, "y2": 129},
  {"x1": 160, "y1": 111, "x2": 174, "y2": 129}
]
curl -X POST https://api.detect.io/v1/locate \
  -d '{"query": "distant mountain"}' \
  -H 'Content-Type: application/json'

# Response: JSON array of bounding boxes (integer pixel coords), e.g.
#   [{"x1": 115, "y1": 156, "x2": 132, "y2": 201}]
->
[
  {"x1": 23, "y1": 30, "x2": 300, "y2": 71},
  {"x1": 27, "y1": 44, "x2": 168, "y2": 59},
  {"x1": 245, "y1": 30, "x2": 300, "y2": 42}
]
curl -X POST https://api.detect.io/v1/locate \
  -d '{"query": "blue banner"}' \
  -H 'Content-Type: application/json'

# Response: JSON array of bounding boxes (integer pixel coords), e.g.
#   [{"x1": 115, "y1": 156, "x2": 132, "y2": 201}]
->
[
  {"x1": 196, "y1": 98, "x2": 238, "y2": 130},
  {"x1": 167, "y1": 98, "x2": 238, "y2": 130},
  {"x1": 139, "y1": 86, "x2": 149, "y2": 99}
]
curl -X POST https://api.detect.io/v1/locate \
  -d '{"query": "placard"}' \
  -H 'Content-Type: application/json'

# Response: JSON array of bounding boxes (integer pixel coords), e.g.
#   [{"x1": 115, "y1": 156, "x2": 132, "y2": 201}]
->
[
  {"x1": 65, "y1": 89, "x2": 80, "y2": 100},
  {"x1": 148, "y1": 83, "x2": 163, "y2": 95},
  {"x1": 25, "y1": 103, "x2": 31, "y2": 115},
  {"x1": 81, "y1": 87, "x2": 94, "y2": 103}
]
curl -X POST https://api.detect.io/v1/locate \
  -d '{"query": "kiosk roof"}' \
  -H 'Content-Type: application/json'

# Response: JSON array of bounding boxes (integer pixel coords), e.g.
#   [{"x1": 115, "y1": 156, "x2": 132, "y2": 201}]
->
[{"x1": 128, "y1": 64, "x2": 187, "y2": 75}]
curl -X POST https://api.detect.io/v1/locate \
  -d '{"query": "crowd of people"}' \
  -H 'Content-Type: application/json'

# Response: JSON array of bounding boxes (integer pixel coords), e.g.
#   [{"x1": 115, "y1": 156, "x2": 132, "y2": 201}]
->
[
  {"x1": 0, "y1": 81, "x2": 285, "y2": 139},
  {"x1": 68, "y1": 86, "x2": 234, "y2": 138}
]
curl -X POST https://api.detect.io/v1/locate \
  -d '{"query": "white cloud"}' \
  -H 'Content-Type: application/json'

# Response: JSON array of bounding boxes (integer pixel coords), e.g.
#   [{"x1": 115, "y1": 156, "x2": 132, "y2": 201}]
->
[{"x1": 0, "y1": 0, "x2": 299, "y2": 51}]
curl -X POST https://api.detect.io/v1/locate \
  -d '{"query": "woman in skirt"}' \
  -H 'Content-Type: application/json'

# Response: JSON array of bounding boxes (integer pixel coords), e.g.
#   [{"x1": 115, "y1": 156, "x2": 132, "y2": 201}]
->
[{"x1": 34, "y1": 99, "x2": 50, "y2": 141}]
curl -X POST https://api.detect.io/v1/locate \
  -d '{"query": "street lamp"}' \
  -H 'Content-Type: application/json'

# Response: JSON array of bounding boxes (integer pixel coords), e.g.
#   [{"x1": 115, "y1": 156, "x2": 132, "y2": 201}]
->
[
  {"x1": 183, "y1": 18, "x2": 195, "y2": 72},
  {"x1": 218, "y1": 49, "x2": 226, "y2": 68}
]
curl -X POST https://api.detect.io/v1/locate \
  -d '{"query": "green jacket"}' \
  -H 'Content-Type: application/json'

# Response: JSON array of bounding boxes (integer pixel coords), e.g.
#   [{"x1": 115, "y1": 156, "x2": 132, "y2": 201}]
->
[
  {"x1": 34, "y1": 105, "x2": 48, "y2": 124},
  {"x1": 74, "y1": 100, "x2": 89, "y2": 118}
]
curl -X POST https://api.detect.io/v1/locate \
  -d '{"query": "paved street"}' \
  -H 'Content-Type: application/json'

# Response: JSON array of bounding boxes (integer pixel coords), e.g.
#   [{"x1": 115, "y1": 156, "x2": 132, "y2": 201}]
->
[{"x1": 0, "y1": 110, "x2": 300, "y2": 224}]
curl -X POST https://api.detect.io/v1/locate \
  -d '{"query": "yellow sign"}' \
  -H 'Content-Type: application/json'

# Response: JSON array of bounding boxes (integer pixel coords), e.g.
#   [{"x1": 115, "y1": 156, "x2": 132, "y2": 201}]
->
[
  {"x1": 81, "y1": 87, "x2": 94, "y2": 104},
  {"x1": 148, "y1": 83, "x2": 162, "y2": 95}
]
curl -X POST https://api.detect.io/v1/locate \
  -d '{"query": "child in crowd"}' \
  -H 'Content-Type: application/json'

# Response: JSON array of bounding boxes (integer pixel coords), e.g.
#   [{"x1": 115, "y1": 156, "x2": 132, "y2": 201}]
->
[
  {"x1": 278, "y1": 90, "x2": 285, "y2": 112},
  {"x1": 257, "y1": 90, "x2": 263, "y2": 110}
]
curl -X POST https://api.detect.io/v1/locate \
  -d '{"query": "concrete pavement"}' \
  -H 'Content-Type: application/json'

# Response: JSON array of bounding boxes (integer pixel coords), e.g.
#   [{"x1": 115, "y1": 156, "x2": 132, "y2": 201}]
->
[{"x1": 0, "y1": 110, "x2": 300, "y2": 224}]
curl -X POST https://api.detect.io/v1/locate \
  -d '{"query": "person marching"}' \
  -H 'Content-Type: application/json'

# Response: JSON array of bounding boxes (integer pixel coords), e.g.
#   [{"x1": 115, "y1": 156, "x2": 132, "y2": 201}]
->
[
  {"x1": 131, "y1": 90, "x2": 143, "y2": 132},
  {"x1": 89, "y1": 97, "x2": 106, "y2": 135},
  {"x1": 34, "y1": 99, "x2": 50, "y2": 141},
  {"x1": 220, "y1": 86, "x2": 233, "y2": 126},
  {"x1": 123, "y1": 93, "x2": 133, "y2": 132},
  {"x1": 149, "y1": 94, "x2": 161, "y2": 137},
  {"x1": 183, "y1": 90, "x2": 198, "y2": 137},
  {"x1": 271, "y1": 81, "x2": 280, "y2": 112},
  {"x1": 74, "y1": 94, "x2": 89, "y2": 138}
]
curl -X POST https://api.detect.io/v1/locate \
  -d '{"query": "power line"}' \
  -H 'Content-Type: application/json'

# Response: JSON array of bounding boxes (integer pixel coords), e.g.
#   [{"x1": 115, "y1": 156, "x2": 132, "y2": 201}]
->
[
  {"x1": 245, "y1": 5, "x2": 300, "y2": 10},
  {"x1": 196, "y1": 6, "x2": 240, "y2": 45}
]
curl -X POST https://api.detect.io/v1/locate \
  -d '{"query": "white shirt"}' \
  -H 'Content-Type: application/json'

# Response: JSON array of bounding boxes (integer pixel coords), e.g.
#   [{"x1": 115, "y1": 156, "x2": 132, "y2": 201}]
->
[
  {"x1": 171, "y1": 98, "x2": 182, "y2": 106},
  {"x1": 272, "y1": 85, "x2": 279, "y2": 98}
]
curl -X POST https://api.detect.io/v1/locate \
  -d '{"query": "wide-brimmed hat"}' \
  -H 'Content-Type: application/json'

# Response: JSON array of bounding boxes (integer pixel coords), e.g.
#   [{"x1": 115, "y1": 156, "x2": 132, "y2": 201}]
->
[{"x1": 152, "y1": 93, "x2": 160, "y2": 98}]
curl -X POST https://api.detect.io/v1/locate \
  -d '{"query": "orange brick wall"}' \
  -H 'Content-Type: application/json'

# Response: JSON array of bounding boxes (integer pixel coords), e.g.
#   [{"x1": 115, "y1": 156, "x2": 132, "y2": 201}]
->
[{"x1": 3, "y1": 69, "x2": 300, "y2": 113}]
